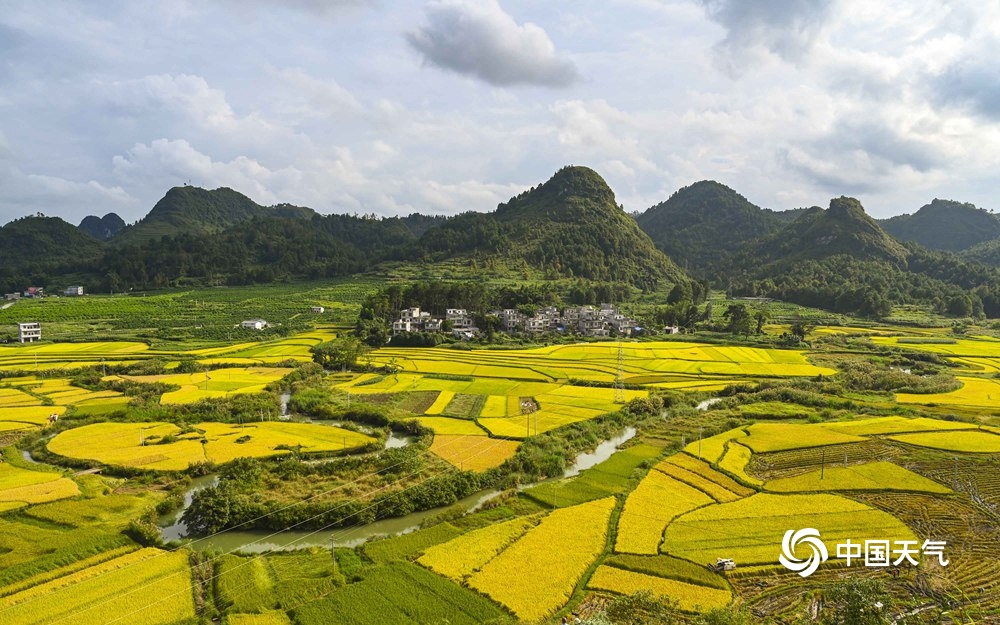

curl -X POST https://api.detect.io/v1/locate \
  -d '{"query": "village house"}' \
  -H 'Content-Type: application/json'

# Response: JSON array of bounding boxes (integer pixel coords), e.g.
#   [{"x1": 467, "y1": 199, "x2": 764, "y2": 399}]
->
[
  {"x1": 389, "y1": 303, "x2": 640, "y2": 339},
  {"x1": 18, "y1": 322, "x2": 41, "y2": 343},
  {"x1": 310, "y1": 306, "x2": 325, "y2": 313},
  {"x1": 22, "y1": 287, "x2": 43, "y2": 298},
  {"x1": 63, "y1": 286, "x2": 84, "y2": 296},
  {"x1": 240, "y1": 319, "x2": 268, "y2": 330}
]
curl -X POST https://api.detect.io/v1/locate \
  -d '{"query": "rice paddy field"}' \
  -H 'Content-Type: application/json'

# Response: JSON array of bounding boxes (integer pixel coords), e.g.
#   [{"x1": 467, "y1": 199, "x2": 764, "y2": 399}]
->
[
  {"x1": 367, "y1": 342, "x2": 836, "y2": 385},
  {"x1": 4, "y1": 294, "x2": 1000, "y2": 624},
  {"x1": 46, "y1": 421, "x2": 376, "y2": 471}
]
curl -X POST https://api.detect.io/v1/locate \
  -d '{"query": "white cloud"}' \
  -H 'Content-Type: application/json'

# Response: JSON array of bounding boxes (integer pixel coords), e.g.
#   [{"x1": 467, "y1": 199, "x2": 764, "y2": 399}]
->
[
  {"x1": 0, "y1": 165, "x2": 138, "y2": 224},
  {"x1": 406, "y1": 0, "x2": 579, "y2": 87},
  {"x1": 699, "y1": 0, "x2": 840, "y2": 75}
]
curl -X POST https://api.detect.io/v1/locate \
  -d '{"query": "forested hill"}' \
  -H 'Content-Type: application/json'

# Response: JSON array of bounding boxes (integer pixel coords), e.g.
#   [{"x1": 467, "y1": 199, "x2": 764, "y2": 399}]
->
[
  {"x1": 422, "y1": 166, "x2": 687, "y2": 290},
  {"x1": 78, "y1": 213, "x2": 126, "y2": 241},
  {"x1": 0, "y1": 216, "x2": 102, "y2": 280},
  {"x1": 109, "y1": 186, "x2": 318, "y2": 244},
  {"x1": 880, "y1": 199, "x2": 1000, "y2": 252},
  {"x1": 725, "y1": 197, "x2": 1000, "y2": 318},
  {"x1": 750, "y1": 196, "x2": 909, "y2": 265},
  {"x1": 0, "y1": 167, "x2": 689, "y2": 294},
  {"x1": 636, "y1": 180, "x2": 792, "y2": 275}
]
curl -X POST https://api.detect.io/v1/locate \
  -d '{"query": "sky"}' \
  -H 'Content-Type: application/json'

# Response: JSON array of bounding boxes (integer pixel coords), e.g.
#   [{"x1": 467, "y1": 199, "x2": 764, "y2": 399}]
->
[{"x1": 1, "y1": 0, "x2": 999, "y2": 226}]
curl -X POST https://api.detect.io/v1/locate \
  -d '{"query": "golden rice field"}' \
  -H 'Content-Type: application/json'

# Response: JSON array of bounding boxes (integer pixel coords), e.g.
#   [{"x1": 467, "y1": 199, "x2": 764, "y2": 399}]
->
[
  {"x1": 667, "y1": 454, "x2": 755, "y2": 494},
  {"x1": 342, "y1": 372, "x2": 648, "y2": 438},
  {"x1": 737, "y1": 423, "x2": 866, "y2": 453},
  {"x1": 820, "y1": 416, "x2": 978, "y2": 436},
  {"x1": 428, "y1": 435, "x2": 520, "y2": 471},
  {"x1": 367, "y1": 342, "x2": 835, "y2": 385},
  {"x1": 0, "y1": 406, "x2": 67, "y2": 425},
  {"x1": 870, "y1": 335, "x2": 1000, "y2": 357},
  {"x1": 418, "y1": 515, "x2": 540, "y2": 581},
  {"x1": 114, "y1": 367, "x2": 289, "y2": 404},
  {"x1": 0, "y1": 463, "x2": 80, "y2": 509},
  {"x1": 896, "y1": 376, "x2": 1000, "y2": 408},
  {"x1": 764, "y1": 461, "x2": 951, "y2": 494},
  {"x1": 615, "y1": 469, "x2": 714, "y2": 555},
  {"x1": 468, "y1": 497, "x2": 616, "y2": 622},
  {"x1": 412, "y1": 416, "x2": 489, "y2": 435},
  {"x1": 717, "y1": 442, "x2": 761, "y2": 486},
  {"x1": 47, "y1": 421, "x2": 375, "y2": 471},
  {"x1": 682, "y1": 427, "x2": 744, "y2": 464},
  {"x1": 0, "y1": 341, "x2": 151, "y2": 371},
  {"x1": 587, "y1": 565, "x2": 731, "y2": 612},
  {"x1": 0, "y1": 547, "x2": 195, "y2": 625},
  {"x1": 662, "y1": 493, "x2": 916, "y2": 566},
  {"x1": 654, "y1": 457, "x2": 748, "y2": 503},
  {"x1": 888, "y1": 430, "x2": 1000, "y2": 453}
]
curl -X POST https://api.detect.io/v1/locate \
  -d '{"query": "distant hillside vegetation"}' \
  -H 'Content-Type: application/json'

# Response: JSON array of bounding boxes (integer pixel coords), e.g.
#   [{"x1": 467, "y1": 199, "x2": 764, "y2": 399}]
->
[
  {"x1": 881, "y1": 199, "x2": 1000, "y2": 252},
  {"x1": 414, "y1": 166, "x2": 689, "y2": 290},
  {"x1": 112, "y1": 186, "x2": 316, "y2": 244},
  {"x1": 751, "y1": 196, "x2": 908, "y2": 265},
  {"x1": 0, "y1": 216, "x2": 103, "y2": 291},
  {"x1": 78, "y1": 213, "x2": 126, "y2": 240},
  {"x1": 727, "y1": 197, "x2": 1000, "y2": 318},
  {"x1": 636, "y1": 180, "x2": 788, "y2": 274}
]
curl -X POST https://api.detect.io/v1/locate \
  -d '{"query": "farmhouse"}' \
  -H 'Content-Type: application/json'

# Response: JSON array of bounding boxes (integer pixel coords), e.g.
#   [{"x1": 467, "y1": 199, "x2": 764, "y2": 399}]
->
[
  {"x1": 18, "y1": 322, "x2": 41, "y2": 343},
  {"x1": 240, "y1": 319, "x2": 269, "y2": 330},
  {"x1": 22, "y1": 287, "x2": 43, "y2": 298},
  {"x1": 63, "y1": 286, "x2": 84, "y2": 296},
  {"x1": 310, "y1": 306, "x2": 324, "y2": 313},
  {"x1": 389, "y1": 303, "x2": 640, "y2": 338}
]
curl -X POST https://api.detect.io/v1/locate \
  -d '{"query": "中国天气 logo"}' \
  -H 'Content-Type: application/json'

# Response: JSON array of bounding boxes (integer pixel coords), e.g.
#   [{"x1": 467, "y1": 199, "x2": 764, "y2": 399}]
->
[{"x1": 779, "y1": 528, "x2": 829, "y2": 577}]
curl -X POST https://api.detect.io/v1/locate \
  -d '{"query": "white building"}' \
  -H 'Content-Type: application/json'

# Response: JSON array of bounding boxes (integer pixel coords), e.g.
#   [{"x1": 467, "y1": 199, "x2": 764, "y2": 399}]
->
[
  {"x1": 18, "y1": 322, "x2": 41, "y2": 343},
  {"x1": 310, "y1": 306, "x2": 325, "y2": 313},
  {"x1": 63, "y1": 286, "x2": 84, "y2": 296},
  {"x1": 240, "y1": 319, "x2": 268, "y2": 330}
]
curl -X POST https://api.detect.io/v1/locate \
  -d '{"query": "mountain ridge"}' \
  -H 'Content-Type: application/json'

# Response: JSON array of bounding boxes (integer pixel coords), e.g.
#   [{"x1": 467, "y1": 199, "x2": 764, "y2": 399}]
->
[{"x1": 880, "y1": 198, "x2": 1000, "y2": 252}]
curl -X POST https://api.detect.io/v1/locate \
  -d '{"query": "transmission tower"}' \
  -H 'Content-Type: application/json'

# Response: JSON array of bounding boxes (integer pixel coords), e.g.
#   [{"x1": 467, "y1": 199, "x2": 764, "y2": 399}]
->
[{"x1": 614, "y1": 340, "x2": 625, "y2": 404}]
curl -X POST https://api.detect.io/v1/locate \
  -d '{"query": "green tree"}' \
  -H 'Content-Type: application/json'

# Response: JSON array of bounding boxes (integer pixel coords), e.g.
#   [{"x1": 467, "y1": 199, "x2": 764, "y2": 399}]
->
[
  {"x1": 754, "y1": 309, "x2": 768, "y2": 334},
  {"x1": 821, "y1": 578, "x2": 895, "y2": 625},
  {"x1": 790, "y1": 321, "x2": 813, "y2": 339},
  {"x1": 723, "y1": 303, "x2": 753, "y2": 335},
  {"x1": 310, "y1": 337, "x2": 369, "y2": 370}
]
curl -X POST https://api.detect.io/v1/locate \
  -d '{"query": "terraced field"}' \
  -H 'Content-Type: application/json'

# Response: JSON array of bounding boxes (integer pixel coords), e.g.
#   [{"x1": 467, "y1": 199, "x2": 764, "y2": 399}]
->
[
  {"x1": 367, "y1": 342, "x2": 835, "y2": 385},
  {"x1": 0, "y1": 548, "x2": 195, "y2": 625},
  {"x1": 47, "y1": 421, "x2": 376, "y2": 471},
  {"x1": 3, "y1": 314, "x2": 1000, "y2": 623},
  {"x1": 662, "y1": 493, "x2": 917, "y2": 566}
]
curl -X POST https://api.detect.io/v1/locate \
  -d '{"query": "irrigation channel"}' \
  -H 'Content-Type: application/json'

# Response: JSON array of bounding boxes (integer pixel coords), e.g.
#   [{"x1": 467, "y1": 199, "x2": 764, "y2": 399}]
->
[{"x1": 157, "y1": 426, "x2": 637, "y2": 553}]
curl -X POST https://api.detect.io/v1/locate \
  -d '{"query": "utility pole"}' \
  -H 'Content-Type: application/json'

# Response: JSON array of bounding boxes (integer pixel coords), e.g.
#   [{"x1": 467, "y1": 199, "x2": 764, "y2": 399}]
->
[
  {"x1": 821, "y1": 449, "x2": 826, "y2": 480},
  {"x1": 614, "y1": 341, "x2": 625, "y2": 404}
]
